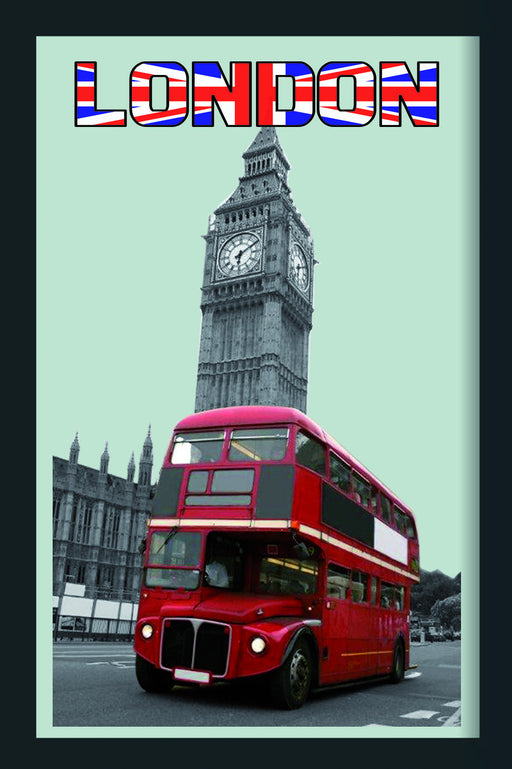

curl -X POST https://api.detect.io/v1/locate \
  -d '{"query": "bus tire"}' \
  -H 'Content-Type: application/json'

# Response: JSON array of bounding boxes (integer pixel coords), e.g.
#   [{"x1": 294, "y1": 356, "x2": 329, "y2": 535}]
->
[
  {"x1": 390, "y1": 640, "x2": 405, "y2": 684},
  {"x1": 135, "y1": 654, "x2": 174, "y2": 693},
  {"x1": 271, "y1": 639, "x2": 312, "y2": 709}
]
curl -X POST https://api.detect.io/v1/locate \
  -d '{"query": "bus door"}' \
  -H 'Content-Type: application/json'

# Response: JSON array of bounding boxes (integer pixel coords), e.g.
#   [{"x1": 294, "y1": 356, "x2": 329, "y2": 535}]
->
[
  {"x1": 322, "y1": 565, "x2": 376, "y2": 681},
  {"x1": 348, "y1": 570, "x2": 375, "y2": 676},
  {"x1": 321, "y1": 564, "x2": 352, "y2": 682},
  {"x1": 377, "y1": 581, "x2": 406, "y2": 673}
]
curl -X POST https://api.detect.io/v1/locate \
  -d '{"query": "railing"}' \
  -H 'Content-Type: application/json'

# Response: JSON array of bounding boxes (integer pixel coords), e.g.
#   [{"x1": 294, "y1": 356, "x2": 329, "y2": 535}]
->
[
  {"x1": 53, "y1": 613, "x2": 136, "y2": 642},
  {"x1": 53, "y1": 582, "x2": 139, "y2": 641}
]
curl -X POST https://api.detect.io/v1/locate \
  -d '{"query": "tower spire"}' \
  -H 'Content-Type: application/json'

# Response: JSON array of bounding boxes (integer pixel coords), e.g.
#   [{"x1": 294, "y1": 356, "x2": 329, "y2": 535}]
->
[
  {"x1": 100, "y1": 441, "x2": 109, "y2": 475},
  {"x1": 138, "y1": 425, "x2": 153, "y2": 486},
  {"x1": 69, "y1": 432, "x2": 80, "y2": 465},
  {"x1": 127, "y1": 451, "x2": 135, "y2": 483}
]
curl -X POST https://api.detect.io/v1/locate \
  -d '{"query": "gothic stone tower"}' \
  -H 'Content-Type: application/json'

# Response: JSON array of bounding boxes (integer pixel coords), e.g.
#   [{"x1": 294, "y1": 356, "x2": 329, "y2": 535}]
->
[{"x1": 194, "y1": 127, "x2": 315, "y2": 413}]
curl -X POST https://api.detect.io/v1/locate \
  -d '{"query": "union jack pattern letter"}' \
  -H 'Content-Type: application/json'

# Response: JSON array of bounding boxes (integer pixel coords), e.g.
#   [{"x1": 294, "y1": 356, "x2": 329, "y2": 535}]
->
[
  {"x1": 257, "y1": 62, "x2": 314, "y2": 126},
  {"x1": 193, "y1": 62, "x2": 251, "y2": 126},
  {"x1": 130, "y1": 62, "x2": 188, "y2": 126},
  {"x1": 318, "y1": 63, "x2": 375, "y2": 126},
  {"x1": 75, "y1": 62, "x2": 127, "y2": 127},
  {"x1": 380, "y1": 62, "x2": 439, "y2": 126}
]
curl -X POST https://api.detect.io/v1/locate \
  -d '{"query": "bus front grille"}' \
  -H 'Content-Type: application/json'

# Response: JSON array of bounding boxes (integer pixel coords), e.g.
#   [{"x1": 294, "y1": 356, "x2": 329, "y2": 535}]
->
[{"x1": 161, "y1": 618, "x2": 230, "y2": 677}]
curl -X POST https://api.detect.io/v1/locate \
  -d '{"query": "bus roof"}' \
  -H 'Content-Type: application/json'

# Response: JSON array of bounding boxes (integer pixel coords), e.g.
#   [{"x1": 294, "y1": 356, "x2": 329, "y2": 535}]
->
[
  {"x1": 175, "y1": 406, "x2": 325, "y2": 441},
  {"x1": 174, "y1": 406, "x2": 413, "y2": 517}
]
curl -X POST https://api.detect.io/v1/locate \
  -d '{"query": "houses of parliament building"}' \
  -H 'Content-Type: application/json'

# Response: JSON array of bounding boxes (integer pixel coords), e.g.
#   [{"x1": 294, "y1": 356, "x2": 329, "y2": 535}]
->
[{"x1": 52, "y1": 126, "x2": 315, "y2": 610}]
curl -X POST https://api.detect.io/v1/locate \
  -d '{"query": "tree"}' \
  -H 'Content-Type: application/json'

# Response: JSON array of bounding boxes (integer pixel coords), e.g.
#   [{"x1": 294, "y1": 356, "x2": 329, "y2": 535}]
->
[
  {"x1": 431, "y1": 593, "x2": 461, "y2": 631},
  {"x1": 411, "y1": 569, "x2": 460, "y2": 616}
]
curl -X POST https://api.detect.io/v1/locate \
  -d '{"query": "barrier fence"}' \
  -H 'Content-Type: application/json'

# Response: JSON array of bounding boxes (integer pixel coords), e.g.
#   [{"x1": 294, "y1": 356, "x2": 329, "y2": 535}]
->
[{"x1": 53, "y1": 582, "x2": 138, "y2": 641}]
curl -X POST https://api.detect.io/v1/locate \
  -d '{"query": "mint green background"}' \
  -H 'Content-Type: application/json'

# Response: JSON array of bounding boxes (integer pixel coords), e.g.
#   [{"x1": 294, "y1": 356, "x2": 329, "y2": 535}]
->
[{"x1": 37, "y1": 36, "x2": 479, "y2": 738}]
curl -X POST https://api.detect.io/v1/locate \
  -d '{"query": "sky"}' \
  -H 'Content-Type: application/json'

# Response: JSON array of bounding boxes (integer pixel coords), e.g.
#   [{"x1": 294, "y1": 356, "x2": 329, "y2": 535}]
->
[{"x1": 37, "y1": 36, "x2": 479, "y2": 579}]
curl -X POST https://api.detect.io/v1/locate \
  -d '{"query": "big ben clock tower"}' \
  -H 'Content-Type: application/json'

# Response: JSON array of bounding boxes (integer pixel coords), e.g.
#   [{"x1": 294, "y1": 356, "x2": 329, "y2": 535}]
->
[{"x1": 194, "y1": 127, "x2": 315, "y2": 413}]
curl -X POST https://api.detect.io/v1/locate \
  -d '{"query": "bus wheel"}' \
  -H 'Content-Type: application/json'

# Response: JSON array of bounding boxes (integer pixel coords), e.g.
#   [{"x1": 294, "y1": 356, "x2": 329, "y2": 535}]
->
[
  {"x1": 135, "y1": 654, "x2": 174, "y2": 693},
  {"x1": 271, "y1": 640, "x2": 312, "y2": 709},
  {"x1": 390, "y1": 641, "x2": 405, "y2": 684}
]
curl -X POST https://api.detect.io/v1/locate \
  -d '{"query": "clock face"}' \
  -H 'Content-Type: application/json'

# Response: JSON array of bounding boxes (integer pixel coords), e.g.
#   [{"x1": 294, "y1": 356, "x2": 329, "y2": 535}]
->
[
  {"x1": 218, "y1": 232, "x2": 262, "y2": 277},
  {"x1": 289, "y1": 243, "x2": 309, "y2": 292}
]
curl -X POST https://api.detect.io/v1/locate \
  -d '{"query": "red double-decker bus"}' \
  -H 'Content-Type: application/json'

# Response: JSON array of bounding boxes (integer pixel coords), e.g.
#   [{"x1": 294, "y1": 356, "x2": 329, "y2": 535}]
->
[{"x1": 134, "y1": 406, "x2": 420, "y2": 709}]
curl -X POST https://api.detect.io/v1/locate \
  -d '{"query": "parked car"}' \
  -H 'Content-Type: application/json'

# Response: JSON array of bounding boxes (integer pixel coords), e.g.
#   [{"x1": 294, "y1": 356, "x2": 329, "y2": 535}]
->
[{"x1": 426, "y1": 627, "x2": 446, "y2": 642}]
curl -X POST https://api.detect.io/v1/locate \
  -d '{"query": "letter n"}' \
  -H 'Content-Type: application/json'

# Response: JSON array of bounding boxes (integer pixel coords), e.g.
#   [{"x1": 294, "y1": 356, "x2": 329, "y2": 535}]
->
[
  {"x1": 192, "y1": 62, "x2": 251, "y2": 126},
  {"x1": 380, "y1": 62, "x2": 439, "y2": 126}
]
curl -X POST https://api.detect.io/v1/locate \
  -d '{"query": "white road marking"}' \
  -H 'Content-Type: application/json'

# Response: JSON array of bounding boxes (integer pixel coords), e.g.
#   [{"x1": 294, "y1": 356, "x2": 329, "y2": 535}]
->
[
  {"x1": 86, "y1": 660, "x2": 135, "y2": 668},
  {"x1": 400, "y1": 710, "x2": 439, "y2": 720},
  {"x1": 438, "y1": 664, "x2": 461, "y2": 669},
  {"x1": 54, "y1": 652, "x2": 135, "y2": 659},
  {"x1": 443, "y1": 700, "x2": 461, "y2": 708},
  {"x1": 404, "y1": 671, "x2": 422, "y2": 679},
  {"x1": 442, "y1": 706, "x2": 462, "y2": 727}
]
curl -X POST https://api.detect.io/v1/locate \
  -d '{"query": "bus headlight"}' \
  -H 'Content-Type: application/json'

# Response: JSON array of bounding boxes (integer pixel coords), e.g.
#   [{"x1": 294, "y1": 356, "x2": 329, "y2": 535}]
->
[
  {"x1": 250, "y1": 636, "x2": 267, "y2": 654},
  {"x1": 141, "y1": 623, "x2": 154, "y2": 639}
]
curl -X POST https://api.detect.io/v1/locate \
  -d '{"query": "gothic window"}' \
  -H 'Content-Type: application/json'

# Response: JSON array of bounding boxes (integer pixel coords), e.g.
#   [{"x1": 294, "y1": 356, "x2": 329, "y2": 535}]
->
[
  {"x1": 64, "y1": 560, "x2": 76, "y2": 583},
  {"x1": 53, "y1": 494, "x2": 62, "y2": 537},
  {"x1": 77, "y1": 564, "x2": 86, "y2": 583},
  {"x1": 97, "y1": 566, "x2": 114, "y2": 597},
  {"x1": 102, "y1": 506, "x2": 121, "y2": 548},
  {"x1": 75, "y1": 500, "x2": 93, "y2": 544},
  {"x1": 69, "y1": 499, "x2": 78, "y2": 541}
]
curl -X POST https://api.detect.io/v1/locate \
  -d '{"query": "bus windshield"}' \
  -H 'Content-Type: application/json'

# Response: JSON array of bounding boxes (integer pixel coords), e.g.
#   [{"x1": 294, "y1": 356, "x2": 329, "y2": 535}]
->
[
  {"x1": 228, "y1": 427, "x2": 289, "y2": 462},
  {"x1": 145, "y1": 530, "x2": 202, "y2": 590},
  {"x1": 170, "y1": 431, "x2": 225, "y2": 464}
]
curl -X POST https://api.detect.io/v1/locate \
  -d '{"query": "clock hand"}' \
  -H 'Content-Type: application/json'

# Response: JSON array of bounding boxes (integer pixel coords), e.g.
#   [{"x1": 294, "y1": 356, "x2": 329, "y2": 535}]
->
[{"x1": 235, "y1": 242, "x2": 255, "y2": 261}]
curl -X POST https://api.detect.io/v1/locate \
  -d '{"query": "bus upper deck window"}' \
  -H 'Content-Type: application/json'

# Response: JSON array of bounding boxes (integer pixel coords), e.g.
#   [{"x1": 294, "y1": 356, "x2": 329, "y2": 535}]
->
[
  {"x1": 329, "y1": 453, "x2": 350, "y2": 493},
  {"x1": 394, "y1": 506, "x2": 416, "y2": 539},
  {"x1": 380, "y1": 495, "x2": 391, "y2": 524},
  {"x1": 170, "y1": 431, "x2": 225, "y2": 464},
  {"x1": 295, "y1": 431, "x2": 326, "y2": 475},
  {"x1": 228, "y1": 428, "x2": 288, "y2": 462},
  {"x1": 353, "y1": 472, "x2": 371, "y2": 508}
]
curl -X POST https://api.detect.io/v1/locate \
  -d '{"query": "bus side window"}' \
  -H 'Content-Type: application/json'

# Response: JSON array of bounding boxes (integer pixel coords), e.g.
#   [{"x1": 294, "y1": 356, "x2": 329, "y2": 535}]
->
[
  {"x1": 353, "y1": 472, "x2": 371, "y2": 508},
  {"x1": 394, "y1": 585, "x2": 405, "y2": 610},
  {"x1": 394, "y1": 505, "x2": 407, "y2": 535},
  {"x1": 329, "y1": 453, "x2": 351, "y2": 493},
  {"x1": 404, "y1": 513, "x2": 416, "y2": 539},
  {"x1": 380, "y1": 495, "x2": 391, "y2": 524},
  {"x1": 380, "y1": 581, "x2": 394, "y2": 608},
  {"x1": 351, "y1": 570, "x2": 368, "y2": 602},
  {"x1": 296, "y1": 431, "x2": 326, "y2": 476},
  {"x1": 370, "y1": 486, "x2": 378, "y2": 515},
  {"x1": 369, "y1": 576, "x2": 377, "y2": 605},
  {"x1": 327, "y1": 564, "x2": 351, "y2": 600}
]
